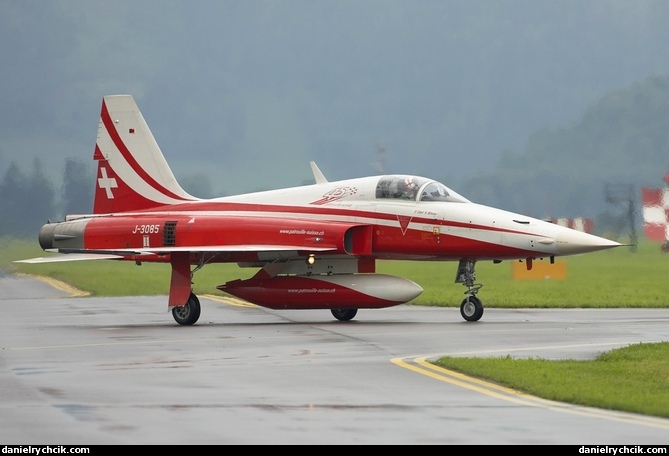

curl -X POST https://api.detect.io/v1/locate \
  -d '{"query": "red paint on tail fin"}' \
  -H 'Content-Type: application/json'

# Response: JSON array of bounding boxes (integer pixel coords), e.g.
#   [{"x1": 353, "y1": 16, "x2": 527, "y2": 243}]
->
[{"x1": 92, "y1": 96, "x2": 197, "y2": 214}]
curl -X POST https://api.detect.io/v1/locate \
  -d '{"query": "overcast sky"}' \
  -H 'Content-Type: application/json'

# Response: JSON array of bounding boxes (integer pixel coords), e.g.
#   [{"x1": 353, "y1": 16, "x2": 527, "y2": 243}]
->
[{"x1": 2, "y1": 0, "x2": 669, "y2": 197}]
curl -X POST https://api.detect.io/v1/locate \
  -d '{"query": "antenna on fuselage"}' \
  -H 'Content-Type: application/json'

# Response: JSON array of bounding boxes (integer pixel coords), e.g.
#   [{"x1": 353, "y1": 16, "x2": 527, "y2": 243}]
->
[{"x1": 310, "y1": 161, "x2": 328, "y2": 184}]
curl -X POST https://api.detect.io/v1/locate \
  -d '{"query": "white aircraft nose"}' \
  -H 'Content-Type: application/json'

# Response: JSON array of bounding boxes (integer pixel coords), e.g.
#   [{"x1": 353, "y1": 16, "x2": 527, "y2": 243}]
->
[{"x1": 555, "y1": 229, "x2": 622, "y2": 255}]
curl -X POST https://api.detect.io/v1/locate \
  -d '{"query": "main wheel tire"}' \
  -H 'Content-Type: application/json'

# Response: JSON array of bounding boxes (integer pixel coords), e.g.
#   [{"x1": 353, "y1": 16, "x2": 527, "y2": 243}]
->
[
  {"x1": 331, "y1": 308, "x2": 358, "y2": 321},
  {"x1": 460, "y1": 296, "x2": 484, "y2": 322},
  {"x1": 172, "y1": 293, "x2": 201, "y2": 326}
]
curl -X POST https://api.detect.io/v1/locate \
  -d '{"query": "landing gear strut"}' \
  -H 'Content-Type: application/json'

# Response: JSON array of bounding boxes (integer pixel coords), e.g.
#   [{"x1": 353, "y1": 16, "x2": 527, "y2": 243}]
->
[
  {"x1": 455, "y1": 259, "x2": 484, "y2": 322},
  {"x1": 169, "y1": 254, "x2": 212, "y2": 326}
]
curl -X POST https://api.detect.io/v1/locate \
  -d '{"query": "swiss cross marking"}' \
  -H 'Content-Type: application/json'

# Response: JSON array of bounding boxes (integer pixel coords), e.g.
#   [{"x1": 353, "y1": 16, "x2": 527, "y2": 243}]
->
[{"x1": 98, "y1": 167, "x2": 118, "y2": 199}]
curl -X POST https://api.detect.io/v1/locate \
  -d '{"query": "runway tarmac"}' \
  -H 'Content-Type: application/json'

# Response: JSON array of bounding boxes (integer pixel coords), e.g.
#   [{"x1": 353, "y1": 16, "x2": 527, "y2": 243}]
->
[{"x1": 1, "y1": 274, "x2": 668, "y2": 445}]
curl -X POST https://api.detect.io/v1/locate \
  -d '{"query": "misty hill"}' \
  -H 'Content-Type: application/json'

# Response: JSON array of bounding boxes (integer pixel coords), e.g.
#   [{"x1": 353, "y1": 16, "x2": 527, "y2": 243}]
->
[
  {"x1": 459, "y1": 75, "x2": 669, "y2": 232},
  {"x1": 2, "y1": 76, "x2": 669, "y2": 239}
]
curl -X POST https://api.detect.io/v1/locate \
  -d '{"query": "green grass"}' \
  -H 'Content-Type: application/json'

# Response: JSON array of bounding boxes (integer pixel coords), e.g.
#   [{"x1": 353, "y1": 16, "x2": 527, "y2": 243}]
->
[
  {"x1": 434, "y1": 342, "x2": 669, "y2": 419},
  {"x1": 5, "y1": 236, "x2": 669, "y2": 308},
  {"x1": 3, "y1": 235, "x2": 669, "y2": 419},
  {"x1": 382, "y1": 239, "x2": 669, "y2": 309},
  {"x1": 1, "y1": 237, "x2": 256, "y2": 297}
]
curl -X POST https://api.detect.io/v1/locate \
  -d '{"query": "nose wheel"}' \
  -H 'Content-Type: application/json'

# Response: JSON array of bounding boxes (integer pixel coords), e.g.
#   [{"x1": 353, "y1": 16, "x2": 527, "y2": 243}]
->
[
  {"x1": 460, "y1": 295, "x2": 484, "y2": 322},
  {"x1": 455, "y1": 259, "x2": 484, "y2": 322}
]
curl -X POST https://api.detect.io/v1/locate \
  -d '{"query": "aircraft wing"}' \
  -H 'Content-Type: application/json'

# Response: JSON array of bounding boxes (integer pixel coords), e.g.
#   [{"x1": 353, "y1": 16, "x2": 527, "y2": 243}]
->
[
  {"x1": 15, "y1": 253, "x2": 127, "y2": 263},
  {"x1": 15, "y1": 245, "x2": 338, "y2": 264}
]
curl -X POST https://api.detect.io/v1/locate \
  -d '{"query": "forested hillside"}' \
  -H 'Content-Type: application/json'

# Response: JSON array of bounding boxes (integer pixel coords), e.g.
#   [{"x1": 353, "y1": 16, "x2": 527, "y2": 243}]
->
[
  {"x1": 462, "y1": 75, "x2": 669, "y2": 234},
  {"x1": 0, "y1": 158, "x2": 91, "y2": 238},
  {"x1": 2, "y1": 76, "x2": 669, "y2": 239}
]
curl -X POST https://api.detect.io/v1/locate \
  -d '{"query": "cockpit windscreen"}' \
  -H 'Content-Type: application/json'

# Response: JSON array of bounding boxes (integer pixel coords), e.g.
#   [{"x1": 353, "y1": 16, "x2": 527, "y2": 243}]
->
[{"x1": 375, "y1": 176, "x2": 469, "y2": 203}]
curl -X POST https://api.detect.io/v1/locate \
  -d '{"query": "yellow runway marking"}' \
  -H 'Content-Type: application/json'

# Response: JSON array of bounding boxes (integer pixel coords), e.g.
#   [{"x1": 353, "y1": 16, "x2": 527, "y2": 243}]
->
[
  {"x1": 392, "y1": 356, "x2": 669, "y2": 430},
  {"x1": 201, "y1": 294, "x2": 256, "y2": 307},
  {"x1": 16, "y1": 273, "x2": 90, "y2": 297}
]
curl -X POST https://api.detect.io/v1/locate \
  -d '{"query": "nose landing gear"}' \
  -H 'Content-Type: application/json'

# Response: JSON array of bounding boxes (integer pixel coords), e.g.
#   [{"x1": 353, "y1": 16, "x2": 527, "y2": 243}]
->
[{"x1": 455, "y1": 259, "x2": 484, "y2": 322}]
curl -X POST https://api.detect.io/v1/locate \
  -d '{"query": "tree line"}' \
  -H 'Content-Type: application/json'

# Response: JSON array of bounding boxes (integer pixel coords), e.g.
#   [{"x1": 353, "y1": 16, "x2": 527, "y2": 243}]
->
[
  {"x1": 0, "y1": 158, "x2": 92, "y2": 239},
  {"x1": 3, "y1": 75, "x2": 669, "y2": 241}
]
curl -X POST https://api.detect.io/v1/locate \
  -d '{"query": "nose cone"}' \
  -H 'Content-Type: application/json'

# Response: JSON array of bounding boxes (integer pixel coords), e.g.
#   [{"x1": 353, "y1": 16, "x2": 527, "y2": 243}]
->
[{"x1": 555, "y1": 229, "x2": 622, "y2": 255}]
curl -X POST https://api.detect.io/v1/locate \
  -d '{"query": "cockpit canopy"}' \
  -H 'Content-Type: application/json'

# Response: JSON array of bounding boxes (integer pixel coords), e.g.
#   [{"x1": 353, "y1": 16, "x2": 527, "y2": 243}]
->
[{"x1": 375, "y1": 175, "x2": 469, "y2": 203}]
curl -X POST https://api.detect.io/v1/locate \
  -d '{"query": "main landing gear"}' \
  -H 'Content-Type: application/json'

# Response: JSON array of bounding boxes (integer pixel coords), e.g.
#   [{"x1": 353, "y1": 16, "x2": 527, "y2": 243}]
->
[
  {"x1": 170, "y1": 255, "x2": 208, "y2": 326},
  {"x1": 172, "y1": 292, "x2": 201, "y2": 325},
  {"x1": 455, "y1": 259, "x2": 484, "y2": 322}
]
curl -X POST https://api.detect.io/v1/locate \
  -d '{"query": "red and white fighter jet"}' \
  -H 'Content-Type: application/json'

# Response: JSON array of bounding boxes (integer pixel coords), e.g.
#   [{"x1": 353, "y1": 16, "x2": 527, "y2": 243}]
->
[{"x1": 17, "y1": 95, "x2": 621, "y2": 325}]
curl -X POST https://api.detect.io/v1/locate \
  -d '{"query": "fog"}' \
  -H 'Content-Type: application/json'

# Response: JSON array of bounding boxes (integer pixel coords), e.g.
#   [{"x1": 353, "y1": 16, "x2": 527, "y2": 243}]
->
[{"x1": 2, "y1": 0, "x2": 669, "y2": 198}]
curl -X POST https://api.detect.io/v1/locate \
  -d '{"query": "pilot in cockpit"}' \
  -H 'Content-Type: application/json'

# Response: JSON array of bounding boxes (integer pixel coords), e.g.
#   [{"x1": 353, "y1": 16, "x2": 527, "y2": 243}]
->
[{"x1": 402, "y1": 177, "x2": 419, "y2": 200}]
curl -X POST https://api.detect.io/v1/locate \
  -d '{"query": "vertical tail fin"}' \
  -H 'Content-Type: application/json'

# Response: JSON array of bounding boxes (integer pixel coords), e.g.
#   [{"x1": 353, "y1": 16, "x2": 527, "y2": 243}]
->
[{"x1": 92, "y1": 95, "x2": 198, "y2": 214}]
